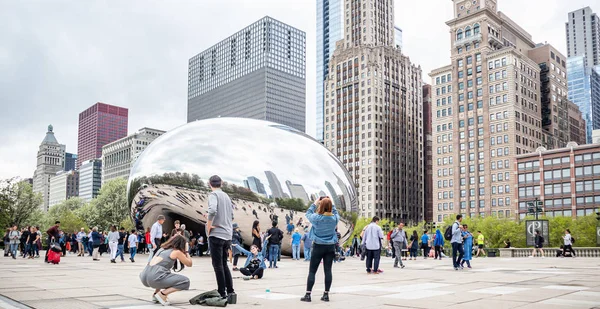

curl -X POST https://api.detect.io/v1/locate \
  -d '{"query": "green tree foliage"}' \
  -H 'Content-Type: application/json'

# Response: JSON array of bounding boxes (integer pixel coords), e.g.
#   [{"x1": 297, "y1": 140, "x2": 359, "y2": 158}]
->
[
  {"x1": 44, "y1": 197, "x2": 87, "y2": 233},
  {"x1": 86, "y1": 178, "x2": 130, "y2": 230},
  {"x1": 0, "y1": 178, "x2": 43, "y2": 228}
]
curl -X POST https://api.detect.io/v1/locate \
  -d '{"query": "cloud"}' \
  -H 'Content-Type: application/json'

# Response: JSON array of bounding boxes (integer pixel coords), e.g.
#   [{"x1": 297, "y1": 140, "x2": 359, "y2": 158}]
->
[{"x1": 0, "y1": 0, "x2": 597, "y2": 180}]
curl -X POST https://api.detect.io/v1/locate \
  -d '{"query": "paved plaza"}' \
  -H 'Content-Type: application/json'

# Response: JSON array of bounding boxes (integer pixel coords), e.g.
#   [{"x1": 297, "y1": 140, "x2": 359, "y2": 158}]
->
[{"x1": 0, "y1": 253, "x2": 599, "y2": 309}]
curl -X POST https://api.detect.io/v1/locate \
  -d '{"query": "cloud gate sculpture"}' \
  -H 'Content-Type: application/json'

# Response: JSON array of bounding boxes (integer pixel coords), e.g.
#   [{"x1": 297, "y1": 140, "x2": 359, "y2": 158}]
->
[{"x1": 128, "y1": 118, "x2": 357, "y2": 255}]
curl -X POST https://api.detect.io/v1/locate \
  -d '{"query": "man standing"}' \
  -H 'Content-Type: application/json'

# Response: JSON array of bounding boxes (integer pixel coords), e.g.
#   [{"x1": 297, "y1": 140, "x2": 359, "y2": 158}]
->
[
  {"x1": 301, "y1": 229, "x2": 312, "y2": 261},
  {"x1": 475, "y1": 231, "x2": 486, "y2": 257},
  {"x1": 149, "y1": 215, "x2": 165, "y2": 261},
  {"x1": 390, "y1": 223, "x2": 407, "y2": 269},
  {"x1": 116, "y1": 227, "x2": 127, "y2": 262},
  {"x1": 128, "y1": 230, "x2": 138, "y2": 262},
  {"x1": 362, "y1": 216, "x2": 384, "y2": 274},
  {"x1": 529, "y1": 230, "x2": 545, "y2": 258},
  {"x1": 44, "y1": 221, "x2": 60, "y2": 263},
  {"x1": 451, "y1": 215, "x2": 464, "y2": 270},
  {"x1": 8, "y1": 225, "x2": 20, "y2": 260},
  {"x1": 206, "y1": 175, "x2": 236, "y2": 303},
  {"x1": 76, "y1": 228, "x2": 86, "y2": 256},
  {"x1": 266, "y1": 221, "x2": 284, "y2": 268}
]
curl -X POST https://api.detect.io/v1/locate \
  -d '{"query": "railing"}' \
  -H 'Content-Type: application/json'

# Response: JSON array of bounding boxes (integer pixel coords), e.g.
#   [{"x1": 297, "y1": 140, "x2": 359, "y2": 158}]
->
[
  {"x1": 499, "y1": 247, "x2": 600, "y2": 258},
  {"x1": 454, "y1": 33, "x2": 482, "y2": 48}
]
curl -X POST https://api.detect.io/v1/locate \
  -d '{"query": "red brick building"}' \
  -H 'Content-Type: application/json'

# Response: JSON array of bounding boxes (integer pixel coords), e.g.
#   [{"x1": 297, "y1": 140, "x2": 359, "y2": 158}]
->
[{"x1": 77, "y1": 102, "x2": 128, "y2": 168}]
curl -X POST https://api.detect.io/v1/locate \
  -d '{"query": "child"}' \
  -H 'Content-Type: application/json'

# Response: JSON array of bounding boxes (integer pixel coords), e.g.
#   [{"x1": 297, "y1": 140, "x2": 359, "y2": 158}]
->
[{"x1": 128, "y1": 230, "x2": 139, "y2": 262}]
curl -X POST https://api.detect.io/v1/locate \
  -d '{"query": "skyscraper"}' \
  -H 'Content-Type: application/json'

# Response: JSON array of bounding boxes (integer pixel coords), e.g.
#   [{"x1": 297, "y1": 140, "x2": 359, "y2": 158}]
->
[
  {"x1": 323, "y1": 0, "x2": 424, "y2": 223},
  {"x1": 567, "y1": 56, "x2": 600, "y2": 143},
  {"x1": 423, "y1": 84, "x2": 433, "y2": 222},
  {"x1": 285, "y1": 180, "x2": 310, "y2": 203},
  {"x1": 32, "y1": 125, "x2": 66, "y2": 211},
  {"x1": 187, "y1": 16, "x2": 306, "y2": 132},
  {"x1": 316, "y1": 0, "x2": 343, "y2": 141},
  {"x1": 566, "y1": 7, "x2": 600, "y2": 143},
  {"x1": 431, "y1": 0, "x2": 553, "y2": 222},
  {"x1": 243, "y1": 176, "x2": 267, "y2": 196},
  {"x1": 64, "y1": 153, "x2": 77, "y2": 171},
  {"x1": 77, "y1": 102, "x2": 128, "y2": 169},
  {"x1": 78, "y1": 159, "x2": 102, "y2": 202},
  {"x1": 566, "y1": 7, "x2": 599, "y2": 67},
  {"x1": 527, "y1": 43, "x2": 585, "y2": 149},
  {"x1": 265, "y1": 171, "x2": 285, "y2": 199}
]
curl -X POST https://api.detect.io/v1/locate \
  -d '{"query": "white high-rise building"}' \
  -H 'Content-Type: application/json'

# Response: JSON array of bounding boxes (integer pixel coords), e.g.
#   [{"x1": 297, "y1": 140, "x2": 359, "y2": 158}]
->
[
  {"x1": 32, "y1": 125, "x2": 66, "y2": 211},
  {"x1": 101, "y1": 127, "x2": 165, "y2": 184},
  {"x1": 79, "y1": 159, "x2": 102, "y2": 202},
  {"x1": 566, "y1": 7, "x2": 600, "y2": 68},
  {"x1": 48, "y1": 170, "x2": 79, "y2": 207}
]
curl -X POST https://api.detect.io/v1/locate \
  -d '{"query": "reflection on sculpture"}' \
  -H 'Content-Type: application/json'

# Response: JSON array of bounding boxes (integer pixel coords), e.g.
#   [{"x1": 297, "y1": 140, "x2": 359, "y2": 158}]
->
[{"x1": 128, "y1": 118, "x2": 357, "y2": 255}]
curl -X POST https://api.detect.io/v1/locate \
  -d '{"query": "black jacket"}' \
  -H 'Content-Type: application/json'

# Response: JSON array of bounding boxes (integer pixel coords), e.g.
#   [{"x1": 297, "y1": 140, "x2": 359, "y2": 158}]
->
[{"x1": 267, "y1": 227, "x2": 283, "y2": 245}]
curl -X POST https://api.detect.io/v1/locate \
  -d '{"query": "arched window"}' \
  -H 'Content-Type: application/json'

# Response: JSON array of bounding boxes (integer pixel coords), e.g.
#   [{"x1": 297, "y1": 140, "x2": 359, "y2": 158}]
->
[
  {"x1": 457, "y1": 29, "x2": 463, "y2": 40},
  {"x1": 474, "y1": 23, "x2": 480, "y2": 34},
  {"x1": 465, "y1": 26, "x2": 472, "y2": 37}
]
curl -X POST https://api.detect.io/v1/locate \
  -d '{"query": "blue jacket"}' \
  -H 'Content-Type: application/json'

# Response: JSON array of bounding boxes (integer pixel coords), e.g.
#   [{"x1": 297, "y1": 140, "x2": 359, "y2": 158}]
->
[
  {"x1": 433, "y1": 229, "x2": 445, "y2": 246},
  {"x1": 306, "y1": 203, "x2": 339, "y2": 245},
  {"x1": 235, "y1": 240, "x2": 269, "y2": 270}
]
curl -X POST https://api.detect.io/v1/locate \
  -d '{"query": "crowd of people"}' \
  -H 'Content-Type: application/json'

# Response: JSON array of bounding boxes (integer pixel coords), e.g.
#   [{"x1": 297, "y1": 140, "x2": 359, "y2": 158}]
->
[{"x1": 2, "y1": 175, "x2": 585, "y2": 306}]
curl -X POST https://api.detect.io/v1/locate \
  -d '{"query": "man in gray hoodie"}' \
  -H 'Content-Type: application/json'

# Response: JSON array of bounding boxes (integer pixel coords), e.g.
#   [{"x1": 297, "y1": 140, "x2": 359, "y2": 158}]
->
[
  {"x1": 206, "y1": 175, "x2": 236, "y2": 303},
  {"x1": 390, "y1": 222, "x2": 407, "y2": 268}
]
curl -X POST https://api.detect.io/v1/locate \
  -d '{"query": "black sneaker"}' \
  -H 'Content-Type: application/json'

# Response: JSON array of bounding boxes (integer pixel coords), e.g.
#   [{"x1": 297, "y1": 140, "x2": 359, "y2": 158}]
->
[
  {"x1": 300, "y1": 294, "x2": 311, "y2": 302},
  {"x1": 111, "y1": 259, "x2": 116, "y2": 263},
  {"x1": 227, "y1": 292, "x2": 237, "y2": 304},
  {"x1": 321, "y1": 293, "x2": 329, "y2": 302}
]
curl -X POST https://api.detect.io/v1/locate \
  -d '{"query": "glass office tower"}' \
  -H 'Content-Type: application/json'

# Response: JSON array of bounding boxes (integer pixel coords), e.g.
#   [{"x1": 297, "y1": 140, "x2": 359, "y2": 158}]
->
[
  {"x1": 316, "y1": 0, "x2": 343, "y2": 141},
  {"x1": 187, "y1": 16, "x2": 306, "y2": 132},
  {"x1": 568, "y1": 56, "x2": 600, "y2": 143}
]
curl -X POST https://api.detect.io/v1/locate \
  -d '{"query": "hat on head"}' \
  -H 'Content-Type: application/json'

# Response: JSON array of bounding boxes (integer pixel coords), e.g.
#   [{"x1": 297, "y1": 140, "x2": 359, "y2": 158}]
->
[{"x1": 232, "y1": 223, "x2": 239, "y2": 229}]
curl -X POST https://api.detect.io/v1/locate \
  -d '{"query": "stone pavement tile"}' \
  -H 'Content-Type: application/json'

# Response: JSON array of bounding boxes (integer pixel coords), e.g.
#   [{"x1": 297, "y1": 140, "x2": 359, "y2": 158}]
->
[
  {"x1": 470, "y1": 286, "x2": 531, "y2": 295},
  {"x1": 446, "y1": 299, "x2": 529, "y2": 309},
  {"x1": 22, "y1": 298, "x2": 100, "y2": 309},
  {"x1": 540, "y1": 298, "x2": 600, "y2": 308},
  {"x1": 2, "y1": 290, "x2": 62, "y2": 301},
  {"x1": 482, "y1": 288, "x2": 575, "y2": 303},
  {"x1": 541, "y1": 284, "x2": 590, "y2": 291},
  {"x1": 52, "y1": 288, "x2": 111, "y2": 298}
]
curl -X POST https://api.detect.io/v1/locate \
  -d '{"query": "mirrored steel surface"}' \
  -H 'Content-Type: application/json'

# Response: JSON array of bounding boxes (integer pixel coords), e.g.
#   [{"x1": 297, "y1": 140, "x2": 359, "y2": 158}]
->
[{"x1": 128, "y1": 118, "x2": 357, "y2": 254}]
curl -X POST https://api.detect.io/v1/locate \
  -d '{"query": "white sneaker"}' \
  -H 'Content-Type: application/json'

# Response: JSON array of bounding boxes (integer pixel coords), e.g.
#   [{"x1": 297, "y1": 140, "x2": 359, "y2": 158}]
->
[
  {"x1": 541, "y1": 256, "x2": 545, "y2": 259},
  {"x1": 528, "y1": 256, "x2": 534, "y2": 258}
]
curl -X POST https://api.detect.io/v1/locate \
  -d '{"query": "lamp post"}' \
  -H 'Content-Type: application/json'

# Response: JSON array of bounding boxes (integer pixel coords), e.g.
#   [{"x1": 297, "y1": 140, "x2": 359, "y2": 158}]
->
[{"x1": 527, "y1": 198, "x2": 544, "y2": 220}]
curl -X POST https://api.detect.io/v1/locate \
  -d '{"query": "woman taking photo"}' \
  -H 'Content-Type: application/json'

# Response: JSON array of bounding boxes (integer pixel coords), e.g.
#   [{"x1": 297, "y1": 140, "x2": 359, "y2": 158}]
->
[
  {"x1": 251, "y1": 221, "x2": 262, "y2": 251},
  {"x1": 300, "y1": 196, "x2": 339, "y2": 303},
  {"x1": 140, "y1": 234, "x2": 192, "y2": 306}
]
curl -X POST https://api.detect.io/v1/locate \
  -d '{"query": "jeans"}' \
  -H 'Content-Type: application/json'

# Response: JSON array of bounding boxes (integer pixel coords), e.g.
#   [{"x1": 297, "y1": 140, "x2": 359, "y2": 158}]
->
[
  {"x1": 9, "y1": 243, "x2": 18, "y2": 258},
  {"x1": 88, "y1": 242, "x2": 94, "y2": 256},
  {"x1": 209, "y1": 236, "x2": 234, "y2": 298},
  {"x1": 23, "y1": 244, "x2": 30, "y2": 257},
  {"x1": 422, "y1": 246, "x2": 430, "y2": 258},
  {"x1": 409, "y1": 248, "x2": 418, "y2": 258},
  {"x1": 130, "y1": 247, "x2": 137, "y2": 260},
  {"x1": 306, "y1": 244, "x2": 335, "y2": 292},
  {"x1": 117, "y1": 244, "x2": 125, "y2": 261},
  {"x1": 304, "y1": 246, "x2": 312, "y2": 261},
  {"x1": 452, "y1": 242, "x2": 464, "y2": 268},
  {"x1": 269, "y1": 244, "x2": 280, "y2": 267},
  {"x1": 365, "y1": 249, "x2": 381, "y2": 272},
  {"x1": 292, "y1": 244, "x2": 301, "y2": 260},
  {"x1": 392, "y1": 241, "x2": 404, "y2": 267}
]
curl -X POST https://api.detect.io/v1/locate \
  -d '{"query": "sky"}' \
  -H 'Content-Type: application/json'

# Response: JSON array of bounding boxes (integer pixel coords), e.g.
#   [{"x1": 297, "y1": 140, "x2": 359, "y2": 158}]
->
[{"x1": 0, "y1": 0, "x2": 598, "y2": 180}]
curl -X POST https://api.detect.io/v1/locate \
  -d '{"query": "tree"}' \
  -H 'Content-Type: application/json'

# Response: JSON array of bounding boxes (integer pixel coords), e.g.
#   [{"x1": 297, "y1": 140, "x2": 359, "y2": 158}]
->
[
  {"x1": 87, "y1": 178, "x2": 130, "y2": 230},
  {"x1": 0, "y1": 178, "x2": 43, "y2": 228},
  {"x1": 44, "y1": 197, "x2": 88, "y2": 233}
]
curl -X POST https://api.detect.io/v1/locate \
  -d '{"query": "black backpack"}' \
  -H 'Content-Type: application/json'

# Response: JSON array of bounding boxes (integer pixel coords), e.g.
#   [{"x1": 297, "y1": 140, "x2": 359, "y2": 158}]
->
[
  {"x1": 571, "y1": 236, "x2": 576, "y2": 244},
  {"x1": 444, "y1": 223, "x2": 455, "y2": 241}
]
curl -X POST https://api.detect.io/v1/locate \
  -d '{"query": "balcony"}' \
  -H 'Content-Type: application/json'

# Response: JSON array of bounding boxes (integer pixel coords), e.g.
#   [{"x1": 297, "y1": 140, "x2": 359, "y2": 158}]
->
[
  {"x1": 488, "y1": 35, "x2": 504, "y2": 49},
  {"x1": 454, "y1": 33, "x2": 482, "y2": 48}
]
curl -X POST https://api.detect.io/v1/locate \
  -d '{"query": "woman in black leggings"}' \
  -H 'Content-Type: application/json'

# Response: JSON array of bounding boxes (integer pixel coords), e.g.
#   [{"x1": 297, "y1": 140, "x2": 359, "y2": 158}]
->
[{"x1": 300, "y1": 197, "x2": 339, "y2": 303}]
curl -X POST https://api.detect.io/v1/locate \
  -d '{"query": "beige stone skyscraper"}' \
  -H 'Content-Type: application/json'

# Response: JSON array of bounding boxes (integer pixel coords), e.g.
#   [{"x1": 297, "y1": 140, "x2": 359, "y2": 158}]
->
[
  {"x1": 323, "y1": 0, "x2": 424, "y2": 223},
  {"x1": 431, "y1": 0, "x2": 549, "y2": 222}
]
